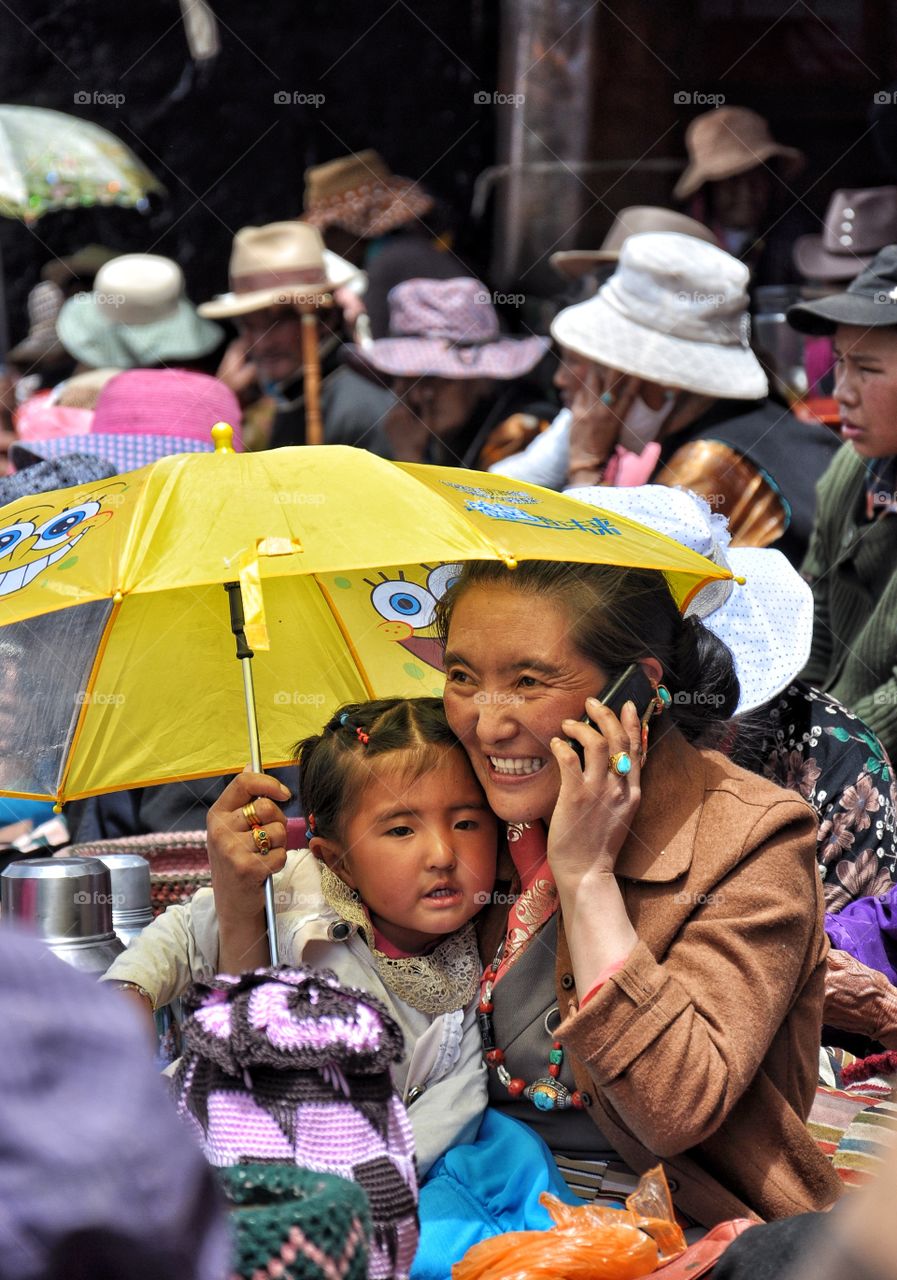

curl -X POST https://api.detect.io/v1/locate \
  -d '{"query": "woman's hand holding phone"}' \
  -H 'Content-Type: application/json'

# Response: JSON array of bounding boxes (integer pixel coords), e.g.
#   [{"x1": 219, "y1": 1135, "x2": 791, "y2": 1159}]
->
[{"x1": 547, "y1": 696, "x2": 644, "y2": 882}]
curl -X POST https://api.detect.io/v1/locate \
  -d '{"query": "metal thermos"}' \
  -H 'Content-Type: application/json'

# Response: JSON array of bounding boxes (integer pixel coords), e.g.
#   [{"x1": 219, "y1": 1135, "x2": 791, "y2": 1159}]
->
[
  {"x1": 92, "y1": 852, "x2": 154, "y2": 947},
  {"x1": 0, "y1": 855, "x2": 125, "y2": 975}
]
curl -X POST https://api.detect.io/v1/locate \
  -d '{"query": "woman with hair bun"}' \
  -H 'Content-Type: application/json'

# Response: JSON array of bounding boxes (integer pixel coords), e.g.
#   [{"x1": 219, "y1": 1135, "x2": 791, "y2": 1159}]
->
[{"x1": 436, "y1": 556, "x2": 841, "y2": 1227}]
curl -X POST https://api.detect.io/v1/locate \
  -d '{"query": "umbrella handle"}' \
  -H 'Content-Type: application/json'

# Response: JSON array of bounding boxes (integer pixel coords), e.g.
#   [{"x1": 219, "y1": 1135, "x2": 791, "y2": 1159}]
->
[{"x1": 224, "y1": 581, "x2": 278, "y2": 965}]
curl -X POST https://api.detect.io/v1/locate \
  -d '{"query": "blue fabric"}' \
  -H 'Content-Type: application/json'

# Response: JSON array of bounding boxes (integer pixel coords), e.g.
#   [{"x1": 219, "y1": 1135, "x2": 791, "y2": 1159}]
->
[
  {"x1": 411, "y1": 1110, "x2": 583, "y2": 1280},
  {"x1": 0, "y1": 798, "x2": 55, "y2": 828}
]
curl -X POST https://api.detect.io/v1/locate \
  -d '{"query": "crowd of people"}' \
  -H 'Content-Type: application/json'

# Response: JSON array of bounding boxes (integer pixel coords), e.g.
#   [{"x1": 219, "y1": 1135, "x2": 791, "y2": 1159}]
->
[{"x1": 4, "y1": 107, "x2": 897, "y2": 1280}]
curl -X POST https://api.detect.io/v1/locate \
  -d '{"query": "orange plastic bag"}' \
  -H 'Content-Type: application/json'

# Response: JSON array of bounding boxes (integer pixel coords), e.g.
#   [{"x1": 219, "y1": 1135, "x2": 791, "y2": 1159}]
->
[{"x1": 453, "y1": 1165, "x2": 686, "y2": 1280}]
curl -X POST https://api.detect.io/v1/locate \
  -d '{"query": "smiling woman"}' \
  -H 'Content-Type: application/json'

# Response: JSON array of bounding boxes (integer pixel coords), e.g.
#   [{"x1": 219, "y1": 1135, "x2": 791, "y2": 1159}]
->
[
  {"x1": 788, "y1": 245, "x2": 897, "y2": 762},
  {"x1": 435, "y1": 558, "x2": 841, "y2": 1227}
]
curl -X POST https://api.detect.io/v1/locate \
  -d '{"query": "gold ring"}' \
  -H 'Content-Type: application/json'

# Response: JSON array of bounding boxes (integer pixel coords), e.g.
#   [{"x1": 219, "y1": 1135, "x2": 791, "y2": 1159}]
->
[
  {"x1": 242, "y1": 799, "x2": 260, "y2": 828},
  {"x1": 251, "y1": 827, "x2": 271, "y2": 856},
  {"x1": 608, "y1": 751, "x2": 633, "y2": 778}
]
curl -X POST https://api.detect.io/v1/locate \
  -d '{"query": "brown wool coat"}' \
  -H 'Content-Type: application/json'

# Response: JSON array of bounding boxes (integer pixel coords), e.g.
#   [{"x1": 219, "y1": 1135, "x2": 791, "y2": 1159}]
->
[{"x1": 479, "y1": 728, "x2": 842, "y2": 1227}]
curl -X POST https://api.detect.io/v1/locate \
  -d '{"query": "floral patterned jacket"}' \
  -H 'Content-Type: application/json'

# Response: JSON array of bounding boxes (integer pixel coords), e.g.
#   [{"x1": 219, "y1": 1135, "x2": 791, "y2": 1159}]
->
[{"x1": 749, "y1": 683, "x2": 897, "y2": 911}]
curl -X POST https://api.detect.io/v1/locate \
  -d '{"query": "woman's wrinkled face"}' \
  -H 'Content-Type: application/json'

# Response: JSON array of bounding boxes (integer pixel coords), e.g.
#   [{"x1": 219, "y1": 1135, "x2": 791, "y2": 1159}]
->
[
  {"x1": 832, "y1": 324, "x2": 897, "y2": 459},
  {"x1": 442, "y1": 584, "x2": 608, "y2": 823}
]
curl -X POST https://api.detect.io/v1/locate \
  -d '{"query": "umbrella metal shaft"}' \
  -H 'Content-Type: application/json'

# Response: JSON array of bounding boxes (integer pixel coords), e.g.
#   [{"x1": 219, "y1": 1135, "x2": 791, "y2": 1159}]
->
[{"x1": 225, "y1": 582, "x2": 278, "y2": 966}]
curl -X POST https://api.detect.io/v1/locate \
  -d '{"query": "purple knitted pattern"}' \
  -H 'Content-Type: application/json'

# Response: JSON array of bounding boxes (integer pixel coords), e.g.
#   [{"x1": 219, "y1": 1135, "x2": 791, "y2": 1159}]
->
[{"x1": 174, "y1": 966, "x2": 419, "y2": 1280}]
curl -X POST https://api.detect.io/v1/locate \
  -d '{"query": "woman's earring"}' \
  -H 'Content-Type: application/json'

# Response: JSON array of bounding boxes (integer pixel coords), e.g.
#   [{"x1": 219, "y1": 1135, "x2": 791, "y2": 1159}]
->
[{"x1": 653, "y1": 684, "x2": 672, "y2": 715}]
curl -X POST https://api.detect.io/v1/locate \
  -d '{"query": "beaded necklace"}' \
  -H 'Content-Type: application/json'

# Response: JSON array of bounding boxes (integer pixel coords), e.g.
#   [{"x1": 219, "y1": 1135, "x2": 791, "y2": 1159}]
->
[{"x1": 477, "y1": 934, "x2": 584, "y2": 1111}]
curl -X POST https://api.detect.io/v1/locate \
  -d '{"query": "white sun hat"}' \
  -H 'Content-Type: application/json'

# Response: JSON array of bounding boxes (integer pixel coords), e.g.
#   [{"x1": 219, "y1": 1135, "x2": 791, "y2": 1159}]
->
[
  {"x1": 565, "y1": 484, "x2": 812, "y2": 714},
  {"x1": 550, "y1": 231, "x2": 768, "y2": 401}
]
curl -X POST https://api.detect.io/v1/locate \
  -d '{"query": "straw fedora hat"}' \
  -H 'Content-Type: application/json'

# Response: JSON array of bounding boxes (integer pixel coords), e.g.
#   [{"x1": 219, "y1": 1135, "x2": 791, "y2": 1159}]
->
[
  {"x1": 57, "y1": 255, "x2": 223, "y2": 369},
  {"x1": 551, "y1": 231, "x2": 767, "y2": 401},
  {"x1": 550, "y1": 207, "x2": 717, "y2": 280},
  {"x1": 674, "y1": 107, "x2": 805, "y2": 201},
  {"x1": 198, "y1": 222, "x2": 357, "y2": 319},
  {"x1": 302, "y1": 149, "x2": 433, "y2": 239}
]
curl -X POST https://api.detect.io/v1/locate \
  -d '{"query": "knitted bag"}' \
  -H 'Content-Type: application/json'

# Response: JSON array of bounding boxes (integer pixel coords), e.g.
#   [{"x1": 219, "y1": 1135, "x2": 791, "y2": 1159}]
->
[
  {"x1": 174, "y1": 966, "x2": 419, "y2": 1280},
  {"x1": 217, "y1": 1162, "x2": 370, "y2": 1280}
]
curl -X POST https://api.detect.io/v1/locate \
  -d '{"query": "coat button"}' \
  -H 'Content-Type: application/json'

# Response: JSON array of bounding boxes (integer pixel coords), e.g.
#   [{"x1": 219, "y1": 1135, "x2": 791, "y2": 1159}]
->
[
  {"x1": 406, "y1": 1085, "x2": 426, "y2": 1104},
  {"x1": 667, "y1": 1177, "x2": 680, "y2": 1193},
  {"x1": 561, "y1": 973, "x2": 575, "y2": 990},
  {"x1": 328, "y1": 921, "x2": 352, "y2": 941},
  {"x1": 579, "y1": 1091, "x2": 593, "y2": 1107}
]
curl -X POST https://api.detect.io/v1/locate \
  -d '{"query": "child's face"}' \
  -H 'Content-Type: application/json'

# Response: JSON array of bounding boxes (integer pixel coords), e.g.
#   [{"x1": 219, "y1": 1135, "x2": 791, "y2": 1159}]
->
[
  {"x1": 333, "y1": 747, "x2": 498, "y2": 954},
  {"x1": 833, "y1": 324, "x2": 897, "y2": 459}
]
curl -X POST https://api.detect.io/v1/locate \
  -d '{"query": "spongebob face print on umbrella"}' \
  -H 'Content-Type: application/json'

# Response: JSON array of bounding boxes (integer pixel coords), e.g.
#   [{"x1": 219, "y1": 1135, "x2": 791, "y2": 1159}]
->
[{"x1": 0, "y1": 441, "x2": 731, "y2": 807}]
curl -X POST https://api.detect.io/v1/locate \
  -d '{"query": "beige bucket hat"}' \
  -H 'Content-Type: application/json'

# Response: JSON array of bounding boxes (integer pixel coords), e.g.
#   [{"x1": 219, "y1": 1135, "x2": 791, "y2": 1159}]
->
[{"x1": 551, "y1": 231, "x2": 767, "y2": 401}]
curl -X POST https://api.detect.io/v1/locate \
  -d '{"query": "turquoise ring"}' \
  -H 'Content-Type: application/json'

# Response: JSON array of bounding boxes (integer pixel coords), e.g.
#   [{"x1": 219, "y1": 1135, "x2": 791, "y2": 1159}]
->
[
  {"x1": 608, "y1": 751, "x2": 632, "y2": 777},
  {"x1": 600, "y1": 390, "x2": 616, "y2": 407}
]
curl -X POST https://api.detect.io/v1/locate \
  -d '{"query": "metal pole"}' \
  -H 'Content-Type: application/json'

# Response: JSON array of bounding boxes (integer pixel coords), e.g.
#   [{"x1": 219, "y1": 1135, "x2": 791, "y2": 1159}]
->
[{"x1": 225, "y1": 580, "x2": 278, "y2": 965}]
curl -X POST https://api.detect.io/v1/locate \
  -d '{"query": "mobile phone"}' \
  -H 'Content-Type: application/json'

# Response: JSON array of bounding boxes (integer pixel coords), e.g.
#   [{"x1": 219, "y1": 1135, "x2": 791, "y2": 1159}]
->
[{"x1": 568, "y1": 662, "x2": 656, "y2": 767}]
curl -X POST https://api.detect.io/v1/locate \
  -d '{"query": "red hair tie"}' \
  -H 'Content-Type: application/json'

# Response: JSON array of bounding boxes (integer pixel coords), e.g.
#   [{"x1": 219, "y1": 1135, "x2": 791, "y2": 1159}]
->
[{"x1": 355, "y1": 727, "x2": 370, "y2": 745}]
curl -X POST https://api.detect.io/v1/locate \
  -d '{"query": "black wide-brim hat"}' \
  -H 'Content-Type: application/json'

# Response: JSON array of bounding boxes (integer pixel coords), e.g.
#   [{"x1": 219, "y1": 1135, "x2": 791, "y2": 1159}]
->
[{"x1": 788, "y1": 244, "x2": 897, "y2": 334}]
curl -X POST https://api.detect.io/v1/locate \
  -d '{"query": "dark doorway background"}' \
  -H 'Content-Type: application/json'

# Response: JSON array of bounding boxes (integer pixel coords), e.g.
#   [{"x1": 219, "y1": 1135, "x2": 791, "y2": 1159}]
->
[{"x1": 2, "y1": 0, "x2": 897, "y2": 341}]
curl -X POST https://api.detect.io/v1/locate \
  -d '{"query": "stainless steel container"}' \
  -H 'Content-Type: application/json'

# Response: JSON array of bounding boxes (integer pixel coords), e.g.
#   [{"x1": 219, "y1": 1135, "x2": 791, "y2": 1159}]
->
[
  {"x1": 0, "y1": 855, "x2": 125, "y2": 974},
  {"x1": 93, "y1": 852, "x2": 154, "y2": 947}
]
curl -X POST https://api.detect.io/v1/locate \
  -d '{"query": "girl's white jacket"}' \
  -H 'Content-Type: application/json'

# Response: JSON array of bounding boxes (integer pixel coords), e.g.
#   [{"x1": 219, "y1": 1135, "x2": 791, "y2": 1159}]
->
[{"x1": 102, "y1": 847, "x2": 487, "y2": 1174}]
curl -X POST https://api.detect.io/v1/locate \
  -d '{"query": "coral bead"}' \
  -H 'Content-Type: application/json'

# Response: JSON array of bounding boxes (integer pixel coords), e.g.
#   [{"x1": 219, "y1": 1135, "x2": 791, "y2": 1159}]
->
[
  {"x1": 485, "y1": 1049, "x2": 505, "y2": 1067},
  {"x1": 478, "y1": 1000, "x2": 494, "y2": 1014},
  {"x1": 507, "y1": 1078, "x2": 527, "y2": 1096},
  {"x1": 571, "y1": 1091, "x2": 585, "y2": 1109}
]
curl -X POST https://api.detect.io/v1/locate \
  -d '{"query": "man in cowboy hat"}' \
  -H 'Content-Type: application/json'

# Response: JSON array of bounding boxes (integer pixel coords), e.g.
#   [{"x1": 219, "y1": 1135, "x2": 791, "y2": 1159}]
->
[
  {"x1": 200, "y1": 221, "x2": 393, "y2": 452},
  {"x1": 675, "y1": 105, "x2": 811, "y2": 288},
  {"x1": 346, "y1": 276, "x2": 556, "y2": 469},
  {"x1": 492, "y1": 232, "x2": 838, "y2": 565}
]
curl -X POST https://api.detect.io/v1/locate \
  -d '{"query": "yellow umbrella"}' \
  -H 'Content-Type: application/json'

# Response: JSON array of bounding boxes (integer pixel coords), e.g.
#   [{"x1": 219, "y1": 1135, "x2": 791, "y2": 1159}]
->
[{"x1": 0, "y1": 432, "x2": 729, "y2": 810}]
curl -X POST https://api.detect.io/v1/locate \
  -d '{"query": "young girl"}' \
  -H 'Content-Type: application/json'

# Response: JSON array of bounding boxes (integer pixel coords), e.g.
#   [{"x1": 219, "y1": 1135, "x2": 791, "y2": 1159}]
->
[{"x1": 103, "y1": 696, "x2": 499, "y2": 1173}]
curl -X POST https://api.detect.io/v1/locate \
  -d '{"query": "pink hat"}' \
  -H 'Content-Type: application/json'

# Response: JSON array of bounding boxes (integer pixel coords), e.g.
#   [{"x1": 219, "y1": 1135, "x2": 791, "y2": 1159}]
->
[
  {"x1": 348, "y1": 277, "x2": 549, "y2": 380},
  {"x1": 92, "y1": 368, "x2": 243, "y2": 447},
  {"x1": 15, "y1": 392, "x2": 93, "y2": 442}
]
